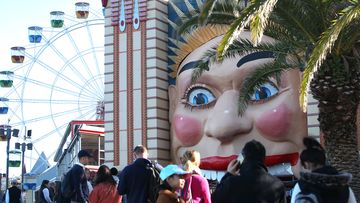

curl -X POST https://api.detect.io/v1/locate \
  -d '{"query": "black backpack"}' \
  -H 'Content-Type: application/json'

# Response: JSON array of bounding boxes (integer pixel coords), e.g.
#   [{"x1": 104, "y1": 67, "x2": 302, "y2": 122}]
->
[
  {"x1": 147, "y1": 163, "x2": 161, "y2": 203},
  {"x1": 61, "y1": 169, "x2": 74, "y2": 200}
]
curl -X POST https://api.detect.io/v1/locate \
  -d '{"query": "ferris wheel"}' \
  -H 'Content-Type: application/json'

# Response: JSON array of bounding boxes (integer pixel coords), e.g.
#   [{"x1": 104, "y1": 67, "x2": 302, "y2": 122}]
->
[{"x1": 0, "y1": 2, "x2": 105, "y2": 165}]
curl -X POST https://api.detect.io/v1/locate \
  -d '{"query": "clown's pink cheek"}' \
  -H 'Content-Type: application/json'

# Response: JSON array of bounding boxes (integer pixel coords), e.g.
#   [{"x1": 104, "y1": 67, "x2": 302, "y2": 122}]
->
[
  {"x1": 173, "y1": 115, "x2": 202, "y2": 146},
  {"x1": 255, "y1": 104, "x2": 291, "y2": 140}
]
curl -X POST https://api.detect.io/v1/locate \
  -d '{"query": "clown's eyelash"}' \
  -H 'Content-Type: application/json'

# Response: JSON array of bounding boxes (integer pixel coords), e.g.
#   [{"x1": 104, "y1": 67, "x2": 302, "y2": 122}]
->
[
  {"x1": 182, "y1": 101, "x2": 216, "y2": 111},
  {"x1": 180, "y1": 84, "x2": 216, "y2": 110}
]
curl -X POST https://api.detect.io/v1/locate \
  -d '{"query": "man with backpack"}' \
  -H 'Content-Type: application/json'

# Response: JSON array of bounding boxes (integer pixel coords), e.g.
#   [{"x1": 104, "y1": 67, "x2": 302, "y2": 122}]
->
[
  {"x1": 62, "y1": 150, "x2": 92, "y2": 203},
  {"x1": 117, "y1": 145, "x2": 161, "y2": 203}
]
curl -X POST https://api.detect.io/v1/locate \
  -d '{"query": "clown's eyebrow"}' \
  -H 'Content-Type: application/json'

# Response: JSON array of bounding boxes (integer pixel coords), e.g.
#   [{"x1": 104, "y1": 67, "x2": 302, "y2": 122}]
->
[
  {"x1": 178, "y1": 51, "x2": 274, "y2": 75},
  {"x1": 178, "y1": 61, "x2": 200, "y2": 75},
  {"x1": 237, "y1": 51, "x2": 275, "y2": 68}
]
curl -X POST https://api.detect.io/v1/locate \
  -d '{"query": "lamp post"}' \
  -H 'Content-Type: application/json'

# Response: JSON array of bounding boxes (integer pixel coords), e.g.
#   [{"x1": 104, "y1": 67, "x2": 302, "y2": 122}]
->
[
  {"x1": 2, "y1": 126, "x2": 19, "y2": 190},
  {"x1": 15, "y1": 129, "x2": 32, "y2": 191}
]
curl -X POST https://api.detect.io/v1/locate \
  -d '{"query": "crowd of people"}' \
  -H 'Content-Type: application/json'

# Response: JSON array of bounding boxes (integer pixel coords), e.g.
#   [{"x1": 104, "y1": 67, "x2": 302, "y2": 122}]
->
[{"x1": 2, "y1": 137, "x2": 357, "y2": 203}]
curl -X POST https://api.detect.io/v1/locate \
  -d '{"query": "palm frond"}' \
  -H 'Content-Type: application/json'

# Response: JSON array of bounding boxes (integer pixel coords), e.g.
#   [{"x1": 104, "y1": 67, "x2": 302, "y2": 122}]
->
[
  {"x1": 336, "y1": 19, "x2": 360, "y2": 52},
  {"x1": 176, "y1": 15, "x2": 200, "y2": 37},
  {"x1": 300, "y1": 1, "x2": 360, "y2": 111},
  {"x1": 190, "y1": 48, "x2": 218, "y2": 83},
  {"x1": 250, "y1": 0, "x2": 278, "y2": 46},
  {"x1": 199, "y1": 0, "x2": 217, "y2": 25},
  {"x1": 217, "y1": 0, "x2": 266, "y2": 60},
  {"x1": 177, "y1": 1, "x2": 240, "y2": 37},
  {"x1": 222, "y1": 39, "x2": 299, "y2": 62},
  {"x1": 190, "y1": 38, "x2": 302, "y2": 84},
  {"x1": 238, "y1": 60, "x2": 296, "y2": 115},
  {"x1": 265, "y1": 21, "x2": 306, "y2": 48},
  {"x1": 274, "y1": 1, "x2": 319, "y2": 43},
  {"x1": 205, "y1": 13, "x2": 238, "y2": 25}
]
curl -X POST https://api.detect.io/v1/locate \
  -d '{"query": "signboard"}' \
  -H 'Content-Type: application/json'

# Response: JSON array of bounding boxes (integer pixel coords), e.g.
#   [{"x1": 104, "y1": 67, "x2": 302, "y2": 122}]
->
[{"x1": 23, "y1": 183, "x2": 36, "y2": 190}]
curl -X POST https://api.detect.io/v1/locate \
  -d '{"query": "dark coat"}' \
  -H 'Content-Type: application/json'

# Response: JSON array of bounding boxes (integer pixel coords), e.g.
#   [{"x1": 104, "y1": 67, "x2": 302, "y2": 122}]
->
[
  {"x1": 298, "y1": 166, "x2": 351, "y2": 203},
  {"x1": 117, "y1": 158, "x2": 154, "y2": 203},
  {"x1": 212, "y1": 160, "x2": 285, "y2": 203},
  {"x1": 70, "y1": 164, "x2": 89, "y2": 203},
  {"x1": 8, "y1": 186, "x2": 21, "y2": 203}
]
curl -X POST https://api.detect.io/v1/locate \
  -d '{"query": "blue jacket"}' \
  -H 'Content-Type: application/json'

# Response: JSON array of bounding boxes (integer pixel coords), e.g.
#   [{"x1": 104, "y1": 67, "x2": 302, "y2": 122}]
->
[
  {"x1": 117, "y1": 158, "x2": 153, "y2": 203},
  {"x1": 70, "y1": 164, "x2": 89, "y2": 203}
]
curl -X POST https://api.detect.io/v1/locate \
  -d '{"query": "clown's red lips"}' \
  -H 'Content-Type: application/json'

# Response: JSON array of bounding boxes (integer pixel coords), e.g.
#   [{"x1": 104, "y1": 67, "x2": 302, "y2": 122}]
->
[{"x1": 200, "y1": 152, "x2": 299, "y2": 170}]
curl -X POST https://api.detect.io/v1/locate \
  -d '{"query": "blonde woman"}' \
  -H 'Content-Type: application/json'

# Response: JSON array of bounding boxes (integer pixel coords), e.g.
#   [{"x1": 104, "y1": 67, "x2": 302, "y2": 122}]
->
[{"x1": 181, "y1": 150, "x2": 211, "y2": 203}]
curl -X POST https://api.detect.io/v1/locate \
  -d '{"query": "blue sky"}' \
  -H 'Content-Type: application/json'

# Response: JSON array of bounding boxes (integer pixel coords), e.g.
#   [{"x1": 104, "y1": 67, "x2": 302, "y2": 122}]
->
[{"x1": 0, "y1": 0, "x2": 103, "y2": 177}]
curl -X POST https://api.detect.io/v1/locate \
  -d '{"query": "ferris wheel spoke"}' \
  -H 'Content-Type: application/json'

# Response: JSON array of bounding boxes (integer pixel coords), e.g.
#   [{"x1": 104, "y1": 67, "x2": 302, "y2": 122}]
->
[
  {"x1": 89, "y1": 7, "x2": 104, "y2": 19},
  {"x1": 32, "y1": 123, "x2": 67, "y2": 144},
  {"x1": 13, "y1": 70, "x2": 97, "y2": 100},
  {"x1": 86, "y1": 23, "x2": 104, "y2": 89},
  {"x1": 33, "y1": 36, "x2": 93, "y2": 88},
  {"x1": 2, "y1": 76, "x2": 25, "y2": 100},
  {"x1": 41, "y1": 35, "x2": 96, "y2": 93},
  {"x1": 51, "y1": 104, "x2": 98, "y2": 132},
  {"x1": 64, "y1": 27, "x2": 102, "y2": 94},
  {"x1": 11, "y1": 103, "x2": 96, "y2": 128},
  {"x1": 22, "y1": 53, "x2": 96, "y2": 97},
  {"x1": 17, "y1": 67, "x2": 99, "y2": 99},
  {"x1": 4, "y1": 103, "x2": 24, "y2": 124},
  {"x1": 28, "y1": 144, "x2": 55, "y2": 165},
  {"x1": 78, "y1": 75, "x2": 104, "y2": 101},
  {"x1": 9, "y1": 98, "x2": 97, "y2": 105},
  {"x1": 33, "y1": 105, "x2": 97, "y2": 144},
  {"x1": 53, "y1": 46, "x2": 104, "y2": 99}
]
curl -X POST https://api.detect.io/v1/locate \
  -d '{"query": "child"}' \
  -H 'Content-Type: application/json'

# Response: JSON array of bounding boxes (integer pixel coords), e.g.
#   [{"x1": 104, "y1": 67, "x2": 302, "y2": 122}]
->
[{"x1": 157, "y1": 165, "x2": 189, "y2": 203}]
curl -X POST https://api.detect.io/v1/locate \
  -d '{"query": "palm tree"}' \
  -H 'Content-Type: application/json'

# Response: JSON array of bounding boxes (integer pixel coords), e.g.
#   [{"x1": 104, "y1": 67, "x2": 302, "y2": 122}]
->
[{"x1": 176, "y1": 0, "x2": 360, "y2": 198}]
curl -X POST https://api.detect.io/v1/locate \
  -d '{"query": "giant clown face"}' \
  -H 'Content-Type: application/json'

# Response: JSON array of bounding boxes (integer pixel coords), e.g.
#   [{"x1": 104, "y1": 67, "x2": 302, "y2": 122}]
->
[{"x1": 169, "y1": 29, "x2": 307, "y2": 176}]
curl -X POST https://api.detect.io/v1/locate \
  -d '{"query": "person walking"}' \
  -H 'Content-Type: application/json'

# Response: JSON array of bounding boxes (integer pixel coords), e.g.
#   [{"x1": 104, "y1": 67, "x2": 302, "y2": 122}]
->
[
  {"x1": 117, "y1": 145, "x2": 158, "y2": 203},
  {"x1": 39, "y1": 180, "x2": 52, "y2": 203},
  {"x1": 68, "y1": 150, "x2": 92, "y2": 203},
  {"x1": 180, "y1": 150, "x2": 211, "y2": 203},
  {"x1": 88, "y1": 165, "x2": 122, "y2": 203},
  {"x1": 5, "y1": 179, "x2": 22, "y2": 203},
  {"x1": 212, "y1": 140, "x2": 285, "y2": 203},
  {"x1": 291, "y1": 137, "x2": 357, "y2": 203},
  {"x1": 157, "y1": 165, "x2": 188, "y2": 203}
]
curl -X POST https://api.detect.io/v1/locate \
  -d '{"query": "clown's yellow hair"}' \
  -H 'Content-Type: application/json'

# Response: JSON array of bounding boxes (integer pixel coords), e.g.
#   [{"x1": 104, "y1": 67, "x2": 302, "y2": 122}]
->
[{"x1": 170, "y1": 25, "x2": 229, "y2": 78}]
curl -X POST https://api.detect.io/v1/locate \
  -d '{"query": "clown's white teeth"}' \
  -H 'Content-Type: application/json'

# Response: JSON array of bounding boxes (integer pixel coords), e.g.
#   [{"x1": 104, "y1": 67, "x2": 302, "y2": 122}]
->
[
  {"x1": 201, "y1": 163, "x2": 293, "y2": 181},
  {"x1": 268, "y1": 163, "x2": 293, "y2": 176},
  {"x1": 201, "y1": 169, "x2": 226, "y2": 181}
]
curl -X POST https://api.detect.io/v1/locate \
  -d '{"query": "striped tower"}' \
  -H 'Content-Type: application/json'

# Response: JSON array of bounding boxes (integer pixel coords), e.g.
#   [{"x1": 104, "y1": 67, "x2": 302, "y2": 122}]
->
[{"x1": 104, "y1": 0, "x2": 170, "y2": 168}]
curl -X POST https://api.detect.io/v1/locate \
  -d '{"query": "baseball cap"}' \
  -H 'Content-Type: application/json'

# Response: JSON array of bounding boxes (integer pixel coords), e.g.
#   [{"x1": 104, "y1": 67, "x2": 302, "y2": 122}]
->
[
  {"x1": 78, "y1": 150, "x2": 92, "y2": 159},
  {"x1": 159, "y1": 164, "x2": 189, "y2": 181}
]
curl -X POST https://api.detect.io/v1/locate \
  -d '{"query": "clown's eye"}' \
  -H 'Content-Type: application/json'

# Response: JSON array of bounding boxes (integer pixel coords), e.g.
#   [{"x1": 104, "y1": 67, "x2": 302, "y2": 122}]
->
[
  {"x1": 186, "y1": 87, "x2": 216, "y2": 106},
  {"x1": 250, "y1": 82, "x2": 278, "y2": 101}
]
